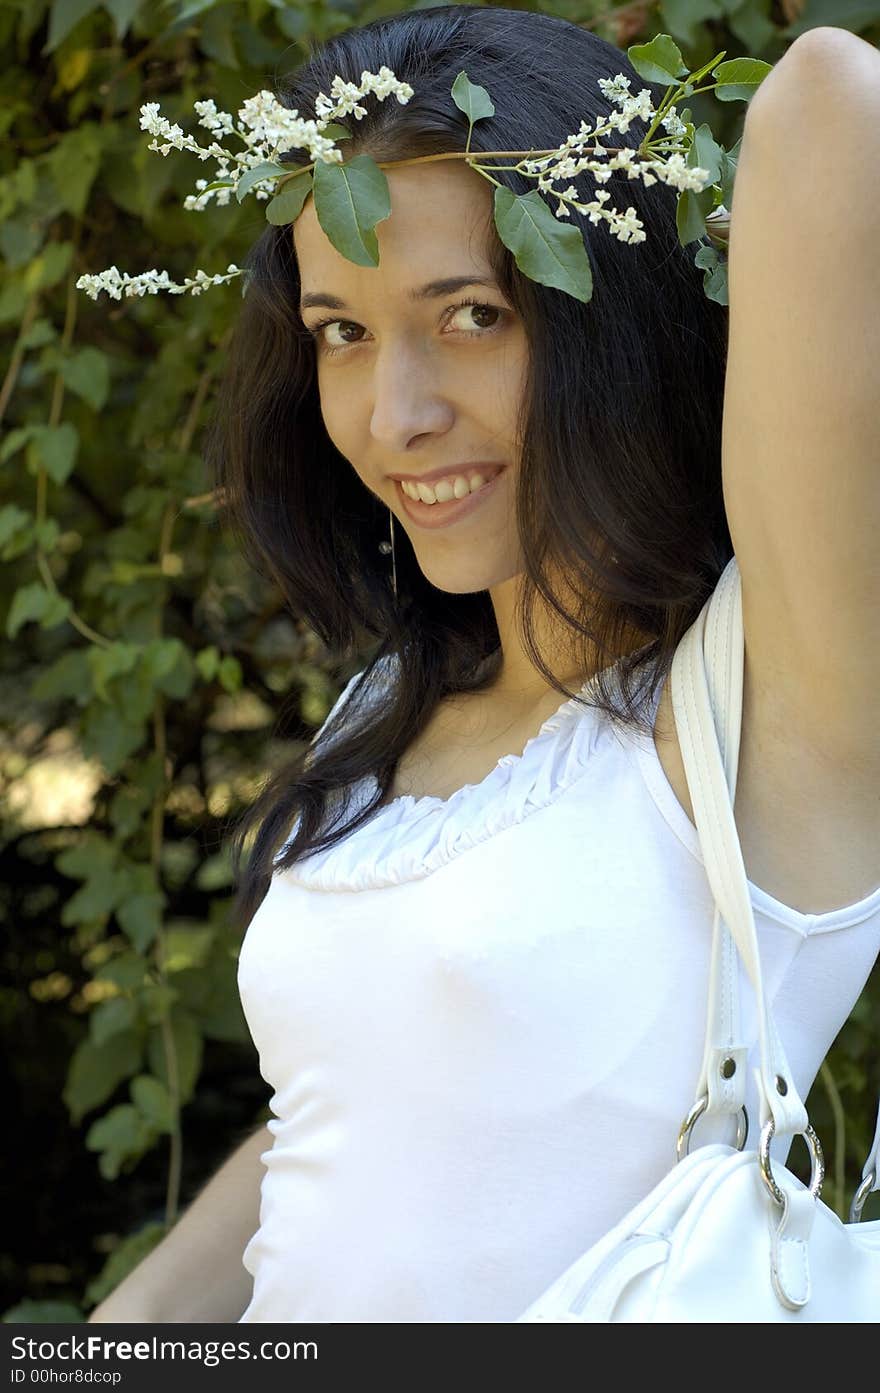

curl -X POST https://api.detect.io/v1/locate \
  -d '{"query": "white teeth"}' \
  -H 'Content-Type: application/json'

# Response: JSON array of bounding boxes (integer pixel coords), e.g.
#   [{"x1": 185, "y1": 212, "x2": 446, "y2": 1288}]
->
[{"x1": 400, "y1": 470, "x2": 495, "y2": 505}]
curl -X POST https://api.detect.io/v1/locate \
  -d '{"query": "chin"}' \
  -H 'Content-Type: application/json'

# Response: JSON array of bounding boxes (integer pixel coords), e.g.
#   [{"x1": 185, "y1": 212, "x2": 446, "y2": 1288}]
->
[{"x1": 416, "y1": 557, "x2": 519, "y2": 596}]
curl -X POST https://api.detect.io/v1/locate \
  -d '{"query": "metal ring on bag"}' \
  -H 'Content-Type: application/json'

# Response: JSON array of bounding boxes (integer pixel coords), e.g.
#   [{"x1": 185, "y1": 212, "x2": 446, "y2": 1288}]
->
[
  {"x1": 675, "y1": 1093, "x2": 749, "y2": 1162},
  {"x1": 758, "y1": 1119, "x2": 824, "y2": 1208},
  {"x1": 848, "y1": 1168, "x2": 877, "y2": 1224}
]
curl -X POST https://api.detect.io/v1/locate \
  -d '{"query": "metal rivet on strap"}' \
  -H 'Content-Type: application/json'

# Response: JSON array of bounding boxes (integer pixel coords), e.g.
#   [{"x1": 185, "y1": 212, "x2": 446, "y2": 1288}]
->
[
  {"x1": 720, "y1": 1058, "x2": 736, "y2": 1079},
  {"x1": 775, "y1": 1075, "x2": 788, "y2": 1096}
]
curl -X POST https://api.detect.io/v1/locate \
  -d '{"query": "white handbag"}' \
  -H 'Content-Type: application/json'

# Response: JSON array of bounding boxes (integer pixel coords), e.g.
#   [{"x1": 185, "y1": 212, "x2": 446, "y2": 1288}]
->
[{"x1": 517, "y1": 556, "x2": 880, "y2": 1322}]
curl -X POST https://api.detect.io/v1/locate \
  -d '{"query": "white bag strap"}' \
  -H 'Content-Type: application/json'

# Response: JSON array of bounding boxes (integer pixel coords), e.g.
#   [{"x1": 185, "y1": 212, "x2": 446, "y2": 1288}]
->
[
  {"x1": 671, "y1": 556, "x2": 806, "y2": 1137},
  {"x1": 675, "y1": 556, "x2": 751, "y2": 1152},
  {"x1": 670, "y1": 557, "x2": 880, "y2": 1214}
]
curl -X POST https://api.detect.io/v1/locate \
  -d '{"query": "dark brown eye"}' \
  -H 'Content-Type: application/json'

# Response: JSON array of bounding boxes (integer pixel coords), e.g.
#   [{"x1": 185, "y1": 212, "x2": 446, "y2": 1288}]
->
[
  {"x1": 447, "y1": 302, "x2": 505, "y2": 334},
  {"x1": 308, "y1": 319, "x2": 365, "y2": 351},
  {"x1": 336, "y1": 322, "x2": 363, "y2": 343}
]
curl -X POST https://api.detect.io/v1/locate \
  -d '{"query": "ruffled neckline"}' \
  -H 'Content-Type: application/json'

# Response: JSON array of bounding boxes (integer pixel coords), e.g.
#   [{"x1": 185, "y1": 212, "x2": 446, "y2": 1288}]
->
[{"x1": 279, "y1": 651, "x2": 655, "y2": 893}]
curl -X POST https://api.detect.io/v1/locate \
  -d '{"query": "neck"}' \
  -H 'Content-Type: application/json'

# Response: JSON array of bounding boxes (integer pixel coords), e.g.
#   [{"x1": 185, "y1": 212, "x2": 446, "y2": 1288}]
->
[{"x1": 487, "y1": 569, "x2": 651, "y2": 706}]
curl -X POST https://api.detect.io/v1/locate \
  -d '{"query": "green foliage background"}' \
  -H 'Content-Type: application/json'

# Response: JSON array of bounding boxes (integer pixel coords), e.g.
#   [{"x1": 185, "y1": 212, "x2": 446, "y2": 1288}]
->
[{"x1": 1, "y1": 0, "x2": 878, "y2": 1322}]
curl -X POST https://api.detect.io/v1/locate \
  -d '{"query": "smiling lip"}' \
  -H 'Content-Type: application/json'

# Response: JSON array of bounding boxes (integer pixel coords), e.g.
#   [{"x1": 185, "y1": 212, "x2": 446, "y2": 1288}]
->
[
  {"x1": 387, "y1": 462, "x2": 506, "y2": 486},
  {"x1": 394, "y1": 467, "x2": 506, "y2": 530}
]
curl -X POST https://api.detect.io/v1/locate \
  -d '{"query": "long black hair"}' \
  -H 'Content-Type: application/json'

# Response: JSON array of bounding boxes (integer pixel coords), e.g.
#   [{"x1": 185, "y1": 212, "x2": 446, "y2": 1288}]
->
[{"x1": 203, "y1": 4, "x2": 732, "y2": 926}]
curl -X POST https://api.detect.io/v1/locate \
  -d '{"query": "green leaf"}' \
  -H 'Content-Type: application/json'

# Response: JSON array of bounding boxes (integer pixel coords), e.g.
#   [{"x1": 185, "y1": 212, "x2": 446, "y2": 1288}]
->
[
  {"x1": 198, "y1": 4, "x2": 239, "y2": 68},
  {"x1": 690, "y1": 123, "x2": 723, "y2": 188},
  {"x1": 43, "y1": 0, "x2": 102, "y2": 56},
  {"x1": 109, "y1": 782, "x2": 151, "y2": 839},
  {"x1": 0, "y1": 424, "x2": 40, "y2": 464},
  {"x1": 6, "y1": 583, "x2": 70, "y2": 638},
  {"x1": 311, "y1": 155, "x2": 391, "y2": 268},
  {"x1": 103, "y1": 0, "x2": 144, "y2": 42},
  {"x1": 236, "y1": 159, "x2": 287, "y2": 204},
  {"x1": 728, "y1": 1, "x2": 777, "y2": 51},
  {"x1": 218, "y1": 654, "x2": 242, "y2": 693},
  {"x1": 88, "y1": 641, "x2": 139, "y2": 701},
  {"x1": 786, "y1": 0, "x2": 880, "y2": 31},
  {"x1": 84, "y1": 1102, "x2": 156, "y2": 1180},
  {"x1": 63, "y1": 1030, "x2": 143, "y2": 1125},
  {"x1": 89, "y1": 995, "x2": 139, "y2": 1048},
  {"x1": 195, "y1": 644, "x2": 220, "y2": 681},
  {"x1": 160, "y1": 923, "x2": 213, "y2": 973},
  {"x1": 627, "y1": 33, "x2": 689, "y2": 86},
  {"x1": 26, "y1": 423, "x2": 79, "y2": 484},
  {"x1": 32, "y1": 648, "x2": 91, "y2": 703},
  {"x1": 0, "y1": 282, "x2": 28, "y2": 326},
  {"x1": 318, "y1": 122, "x2": 352, "y2": 142},
  {"x1": 130, "y1": 1074, "x2": 175, "y2": 1133},
  {"x1": 147, "y1": 1008, "x2": 203, "y2": 1107},
  {"x1": 713, "y1": 57, "x2": 774, "y2": 102},
  {"x1": 265, "y1": 169, "x2": 313, "y2": 225},
  {"x1": 450, "y1": 71, "x2": 495, "y2": 126},
  {"x1": 656, "y1": 6, "x2": 725, "y2": 53},
  {"x1": 56, "y1": 830, "x2": 118, "y2": 882},
  {"x1": 81, "y1": 702, "x2": 147, "y2": 774},
  {"x1": 195, "y1": 849, "x2": 234, "y2": 891},
  {"x1": 34, "y1": 518, "x2": 60, "y2": 552},
  {"x1": 116, "y1": 864, "x2": 165, "y2": 952},
  {"x1": 676, "y1": 188, "x2": 707, "y2": 247},
  {"x1": 56, "y1": 345, "x2": 110, "y2": 411},
  {"x1": 0, "y1": 504, "x2": 32, "y2": 552},
  {"x1": 142, "y1": 637, "x2": 196, "y2": 699},
  {"x1": 719, "y1": 141, "x2": 741, "y2": 212},
  {"x1": 0, "y1": 529, "x2": 35, "y2": 564},
  {"x1": 25, "y1": 584, "x2": 68, "y2": 633},
  {"x1": 139, "y1": 980, "x2": 179, "y2": 1024},
  {"x1": 694, "y1": 245, "x2": 728, "y2": 306},
  {"x1": 493, "y1": 187, "x2": 593, "y2": 304},
  {"x1": 107, "y1": 559, "x2": 162, "y2": 585},
  {"x1": 94, "y1": 950, "x2": 148, "y2": 991},
  {"x1": 47, "y1": 124, "x2": 103, "y2": 218},
  {"x1": 20, "y1": 318, "x2": 59, "y2": 352},
  {"x1": 170, "y1": 0, "x2": 218, "y2": 20},
  {"x1": 0, "y1": 217, "x2": 44, "y2": 269},
  {"x1": 23, "y1": 241, "x2": 75, "y2": 294},
  {"x1": 61, "y1": 869, "x2": 128, "y2": 926},
  {"x1": 83, "y1": 1222, "x2": 166, "y2": 1309}
]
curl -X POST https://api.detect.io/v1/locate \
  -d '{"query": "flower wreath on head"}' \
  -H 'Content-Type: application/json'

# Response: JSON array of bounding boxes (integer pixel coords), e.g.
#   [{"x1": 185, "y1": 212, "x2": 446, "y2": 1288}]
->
[{"x1": 76, "y1": 34, "x2": 771, "y2": 311}]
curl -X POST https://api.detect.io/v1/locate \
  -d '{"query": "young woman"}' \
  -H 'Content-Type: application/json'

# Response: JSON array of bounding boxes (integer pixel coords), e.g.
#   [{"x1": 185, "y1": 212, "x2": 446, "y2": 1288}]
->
[{"x1": 90, "y1": 7, "x2": 879, "y2": 1323}]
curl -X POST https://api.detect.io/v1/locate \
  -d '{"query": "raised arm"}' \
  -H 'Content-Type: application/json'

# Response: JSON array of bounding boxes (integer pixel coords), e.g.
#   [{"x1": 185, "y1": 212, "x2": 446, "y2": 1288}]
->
[{"x1": 87, "y1": 1121, "x2": 271, "y2": 1324}]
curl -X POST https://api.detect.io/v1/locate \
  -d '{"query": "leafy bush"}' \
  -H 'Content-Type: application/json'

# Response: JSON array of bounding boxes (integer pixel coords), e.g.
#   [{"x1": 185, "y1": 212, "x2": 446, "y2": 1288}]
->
[{"x1": 2, "y1": 0, "x2": 877, "y2": 1319}]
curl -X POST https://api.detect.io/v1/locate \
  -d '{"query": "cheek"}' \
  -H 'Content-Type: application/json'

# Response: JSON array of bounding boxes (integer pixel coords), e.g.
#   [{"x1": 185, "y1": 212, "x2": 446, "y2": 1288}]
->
[{"x1": 315, "y1": 374, "x2": 358, "y2": 452}]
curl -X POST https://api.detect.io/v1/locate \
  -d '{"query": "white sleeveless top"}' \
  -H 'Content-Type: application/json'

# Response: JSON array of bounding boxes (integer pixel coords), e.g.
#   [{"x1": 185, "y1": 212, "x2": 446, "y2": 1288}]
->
[{"x1": 236, "y1": 643, "x2": 880, "y2": 1323}]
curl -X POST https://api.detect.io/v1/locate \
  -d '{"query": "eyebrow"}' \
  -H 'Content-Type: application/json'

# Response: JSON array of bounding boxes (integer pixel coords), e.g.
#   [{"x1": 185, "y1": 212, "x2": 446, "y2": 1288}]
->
[{"x1": 298, "y1": 275, "x2": 499, "y2": 315}]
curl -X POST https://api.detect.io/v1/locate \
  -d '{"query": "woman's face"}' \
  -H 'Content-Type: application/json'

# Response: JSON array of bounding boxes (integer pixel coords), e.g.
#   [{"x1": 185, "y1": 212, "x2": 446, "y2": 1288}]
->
[{"x1": 293, "y1": 159, "x2": 530, "y2": 595}]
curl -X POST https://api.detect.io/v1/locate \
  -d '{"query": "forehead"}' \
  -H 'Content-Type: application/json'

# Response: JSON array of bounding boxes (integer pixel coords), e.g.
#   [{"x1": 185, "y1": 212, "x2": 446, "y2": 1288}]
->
[{"x1": 293, "y1": 159, "x2": 497, "y2": 300}]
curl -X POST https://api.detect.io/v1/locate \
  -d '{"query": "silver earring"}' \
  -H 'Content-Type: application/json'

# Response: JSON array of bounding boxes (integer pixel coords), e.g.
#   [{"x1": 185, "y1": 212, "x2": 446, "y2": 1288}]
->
[{"x1": 378, "y1": 506, "x2": 398, "y2": 598}]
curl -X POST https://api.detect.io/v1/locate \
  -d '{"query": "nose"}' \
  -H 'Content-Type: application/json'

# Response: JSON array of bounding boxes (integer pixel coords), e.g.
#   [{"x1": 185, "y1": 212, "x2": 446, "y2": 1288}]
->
[{"x1": 368, "y1": 338, "x2": 455, "y2": 452}]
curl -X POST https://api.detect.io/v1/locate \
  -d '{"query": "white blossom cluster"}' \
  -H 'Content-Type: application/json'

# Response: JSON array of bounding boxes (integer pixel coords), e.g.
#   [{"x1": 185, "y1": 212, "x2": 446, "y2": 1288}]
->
[
  {"x1": 76, "y1": 64, "x2": 716, "y2": 302},
  {"x1": 141, "y1": 67, "x2": 414, "y2": 215},
  {"x1": 519, "y1": 72, "x2": 710, "y2": 241},
  {"x1": 76, "y1": 68, "x2": 414, "y2": 299},
  {"x1": 134, "y1": 91, "x2": 342, "y2": 216},
  {"x1": 314, "y1": 65, "x2": 415, "y2": 123},
  {"x1": 76, "y1": 262, "x2": 243, "y2": 301}
]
